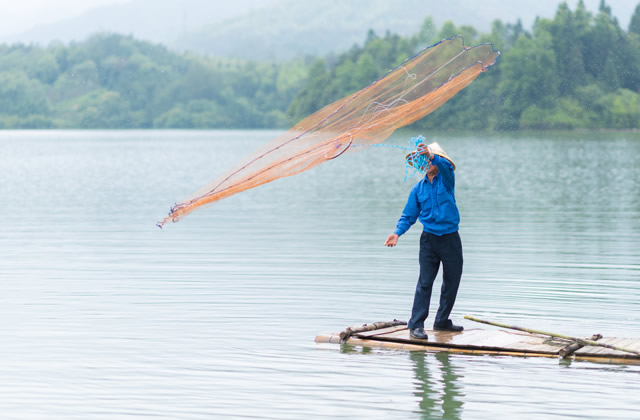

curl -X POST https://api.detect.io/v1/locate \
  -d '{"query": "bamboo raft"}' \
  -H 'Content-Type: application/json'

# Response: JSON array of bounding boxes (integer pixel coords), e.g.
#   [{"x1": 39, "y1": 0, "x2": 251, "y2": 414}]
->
[{"x1": 315, "y1": 316, "x2": 640, "y2": 365}]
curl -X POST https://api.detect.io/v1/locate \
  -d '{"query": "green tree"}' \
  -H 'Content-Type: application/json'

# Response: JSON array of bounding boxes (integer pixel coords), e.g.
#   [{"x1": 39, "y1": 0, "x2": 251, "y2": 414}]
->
[
  {"x1": 286, "y1": 58, "x2": 330, "y2": 121},
  {"x1": 61, "y1": 89, "x2": 140, "y2": 128},
  {"x1": 412, "y1": 17, "x2": 437, "y2": 49},
  {"x1": 0, "y1": 71, "x2": 50, "y2": 116},
  {"x1": 544, "y1": 2, "x2": 588, "y2": 94},
  {"x1": 34, "y1": 53, "x2": 59, "y2": 84},
  {"x1": 496, "y1": 27, "x2": 558, "y2": 129},
  {"x1": 631, "y1": 4, "x2": 640, "y2": 35},
  {"x1": 599, "y1": 89, "x2": 640, "y2": 128}
]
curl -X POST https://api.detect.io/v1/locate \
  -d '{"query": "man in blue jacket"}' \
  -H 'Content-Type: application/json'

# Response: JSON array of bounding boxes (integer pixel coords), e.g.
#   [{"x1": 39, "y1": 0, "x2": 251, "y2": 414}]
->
[{"x1": 384, "y1": 142, "x2": 464, "y2": 340}]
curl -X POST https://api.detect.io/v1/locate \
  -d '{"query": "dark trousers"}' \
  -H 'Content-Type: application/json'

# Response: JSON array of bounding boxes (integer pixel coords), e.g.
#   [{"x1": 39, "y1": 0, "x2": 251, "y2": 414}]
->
[{"x1": 408, "y1": 231, "x2": 463, "y2": 330}]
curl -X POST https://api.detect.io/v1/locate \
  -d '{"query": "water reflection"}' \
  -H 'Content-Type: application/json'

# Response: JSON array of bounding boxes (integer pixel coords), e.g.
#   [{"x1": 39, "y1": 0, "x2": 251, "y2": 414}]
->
[{"x1": 410, "y1": 352, "x2": 464, "y2": 420}]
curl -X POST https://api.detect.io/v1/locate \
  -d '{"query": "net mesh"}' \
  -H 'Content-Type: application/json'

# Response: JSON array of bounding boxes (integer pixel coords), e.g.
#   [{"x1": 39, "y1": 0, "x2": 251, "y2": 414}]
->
[{"x1": 158, "y1": 36, "x2": 499, "y2": 227}]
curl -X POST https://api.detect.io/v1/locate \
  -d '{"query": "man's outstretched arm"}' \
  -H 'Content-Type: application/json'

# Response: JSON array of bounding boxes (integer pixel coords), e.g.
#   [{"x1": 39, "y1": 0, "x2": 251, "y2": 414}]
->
[{"x1": 385, "y1": 187, "x2": 420, "y2": 247}]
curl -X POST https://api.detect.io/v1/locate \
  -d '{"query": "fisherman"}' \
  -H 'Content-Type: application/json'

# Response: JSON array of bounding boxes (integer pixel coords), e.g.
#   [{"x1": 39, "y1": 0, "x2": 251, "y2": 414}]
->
[{"x1": 384, "y1": 142, "x2": 464, "y2": 340}]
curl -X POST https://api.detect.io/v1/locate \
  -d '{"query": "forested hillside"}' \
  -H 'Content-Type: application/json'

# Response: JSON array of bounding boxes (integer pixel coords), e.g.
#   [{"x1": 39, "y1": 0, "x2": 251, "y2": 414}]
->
[
  {"x1": 290, "y1": 1, "x2": 640, "y2": 130},
  {"x1": 1, "y1": 1, "x2": 639, "y2": 130},
  {"x1": 0, "y1": 35, "x2": 307, "y2": 128}
]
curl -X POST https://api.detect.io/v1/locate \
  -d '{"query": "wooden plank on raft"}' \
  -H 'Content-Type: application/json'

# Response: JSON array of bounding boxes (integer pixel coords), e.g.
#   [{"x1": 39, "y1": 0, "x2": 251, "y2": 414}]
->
[
  {"x1": 357, "y1": 327, "x2": 562, "y2": 355},
  {"x1": 611, "y1": 338, "x2": 640, "y2": 351},
  {"x1": 363, "y1": 328, "x2": 486, "y2": 345},
  {"x1": 321, "y1": 333, "x2": 560, "y2": 358},
  {"x1": 443, "y1": 328, "x2": 490, "y2": 343},
  {"x1": 445, "y1": 329, "x2": 557, "y2": 353},
  {"x1": 596, "y1": 338, "x2": 630, "y2": 355},
  {"x1": 457, "y1": 330, "x2": 524, "y2": 348},
  {"x1": 582, "y1": 338, "x2": 628, "y2": 356},
  {"x1": 357, "y1": 329, "x2": 412, "y2": 340},
  {"x1": 477, "y1": 331, "x2": 537, "y2": 347},
  {"x1": 622, "y1": 338, "x2": 640, "y2": 351},
  {"x1": 464, "y1": 315, "x2": 640, "y2": 357},
  {"x1": 576, "y1": 337, "x2": 640, "y2": 357},
  {"x1": 355, "y1": 325, "x2": 408, "y2": 338}
]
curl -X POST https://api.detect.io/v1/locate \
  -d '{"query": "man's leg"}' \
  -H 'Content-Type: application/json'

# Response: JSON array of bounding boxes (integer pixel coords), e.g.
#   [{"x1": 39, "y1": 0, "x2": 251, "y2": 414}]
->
[
  {"x1": 433, "y1": 231, "x2": 463, "y2": 326},
  {"x1": 408, "y1": 232, "x2": 441, "y2": 330}
]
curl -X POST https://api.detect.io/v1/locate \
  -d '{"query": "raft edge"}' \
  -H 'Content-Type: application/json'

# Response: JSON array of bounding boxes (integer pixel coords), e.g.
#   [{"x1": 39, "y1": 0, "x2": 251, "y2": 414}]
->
[{"x1": 315, "y1": 333, "x2": 640, "y2": 365}]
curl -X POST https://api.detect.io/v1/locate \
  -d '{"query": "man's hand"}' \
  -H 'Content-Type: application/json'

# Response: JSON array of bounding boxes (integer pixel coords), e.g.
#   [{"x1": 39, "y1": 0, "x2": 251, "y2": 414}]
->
[
  {"x1": 416, "y1": 143, "x2": 431, "y2": 159},
  {"x1": 384, "y1": 233, "x2": 399, "y2": 247}
]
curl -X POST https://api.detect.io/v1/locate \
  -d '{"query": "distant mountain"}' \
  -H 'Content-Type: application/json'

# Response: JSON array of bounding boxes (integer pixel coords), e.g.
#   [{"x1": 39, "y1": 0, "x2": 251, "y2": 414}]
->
[
  {"x1": 3, "y1": 0, "x2": 638, "y2": 61},
  {"x1": 174, "y1": 0, "x2": 640, "y2": 60},
  {"x1": 1, "y1": 0, "x2": 279, "y2": 46}
]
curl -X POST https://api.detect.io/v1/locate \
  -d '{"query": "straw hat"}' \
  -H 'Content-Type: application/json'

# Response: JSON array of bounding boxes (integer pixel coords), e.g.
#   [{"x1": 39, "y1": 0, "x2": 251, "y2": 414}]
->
[{"x1": 406, "y1": 142, "x2": 456, "y2": 171}]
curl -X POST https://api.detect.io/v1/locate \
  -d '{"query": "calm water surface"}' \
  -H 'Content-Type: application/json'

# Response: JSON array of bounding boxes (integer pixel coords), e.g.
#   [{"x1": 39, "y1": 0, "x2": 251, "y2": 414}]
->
[{"x1": 1, "y1": 130, "x2": 639, "y2": 419}]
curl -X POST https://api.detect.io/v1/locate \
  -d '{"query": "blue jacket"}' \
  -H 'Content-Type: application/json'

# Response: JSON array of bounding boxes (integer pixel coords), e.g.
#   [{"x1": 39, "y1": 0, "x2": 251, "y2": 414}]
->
[{"x1": 394, "y1": 155, "x2": 460, "y2": 236}]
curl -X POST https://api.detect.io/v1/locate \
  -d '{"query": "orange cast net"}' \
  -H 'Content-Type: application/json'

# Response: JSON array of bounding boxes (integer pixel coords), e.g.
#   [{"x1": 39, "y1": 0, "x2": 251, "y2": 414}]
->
[{"x1": 157, "y1": 36, "x2": 499, "y2": 227}]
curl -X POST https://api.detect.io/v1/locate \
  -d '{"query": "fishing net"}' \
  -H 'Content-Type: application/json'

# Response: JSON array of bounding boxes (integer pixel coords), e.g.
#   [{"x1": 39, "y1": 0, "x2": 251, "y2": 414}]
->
[{"x1": 158, "y1": 36, "x2": 499, "y2": 227}]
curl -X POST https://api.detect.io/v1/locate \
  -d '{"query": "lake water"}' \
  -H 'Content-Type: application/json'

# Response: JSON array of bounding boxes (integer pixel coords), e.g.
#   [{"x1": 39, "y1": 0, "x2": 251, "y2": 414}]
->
[{"x1": 1, "y1": 130, "x2": 639, "y2": 419}]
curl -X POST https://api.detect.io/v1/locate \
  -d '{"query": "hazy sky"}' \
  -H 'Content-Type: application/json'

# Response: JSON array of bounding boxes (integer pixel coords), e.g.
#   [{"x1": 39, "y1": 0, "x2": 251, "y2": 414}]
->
[
  {"x1": 0, "y1": 0, "x2": 126, "y2": 37},
  {"x1": 2, "y1": 0, "x2": 637, "y2": 41}
]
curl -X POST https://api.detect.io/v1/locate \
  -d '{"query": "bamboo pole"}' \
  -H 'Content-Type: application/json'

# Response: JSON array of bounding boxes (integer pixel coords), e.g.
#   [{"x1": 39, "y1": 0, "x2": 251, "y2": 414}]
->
[
  {"x1": 464, "y1": 315, "x2": 640, "y2": 357},
  {"x1": 338, "y1": 319, "x2": 407, "y2": 343}
]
